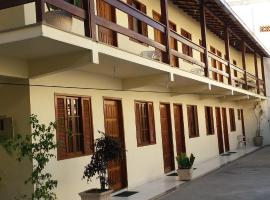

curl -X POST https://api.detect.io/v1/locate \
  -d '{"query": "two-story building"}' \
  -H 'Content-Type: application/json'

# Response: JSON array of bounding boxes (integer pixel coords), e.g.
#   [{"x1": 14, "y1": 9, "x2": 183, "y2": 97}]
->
[{"x1": 0, "y1": 0, "x2": 269, "y2": 199}]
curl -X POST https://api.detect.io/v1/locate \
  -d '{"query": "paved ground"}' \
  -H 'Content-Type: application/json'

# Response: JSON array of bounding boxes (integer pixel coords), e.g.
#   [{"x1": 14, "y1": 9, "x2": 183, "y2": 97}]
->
[{"x1": 159, "y1": 147, "x2": 270, "y2": 200}]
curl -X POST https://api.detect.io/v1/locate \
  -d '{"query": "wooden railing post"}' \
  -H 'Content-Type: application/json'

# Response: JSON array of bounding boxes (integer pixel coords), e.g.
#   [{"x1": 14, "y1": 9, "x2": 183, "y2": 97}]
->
[
  {"x1": 261, "y1": 56, "x2": 266, "y2": 96},
  {"x1": 254, "y1": 52, "x2": 260, "y2": 94},
  {"x1": 35, "y1": 0, "x2": 45, "y2": 23},
  {"x1": 83, "y1": 0, "x2": 96, "y2": 41},
  {"x1": 200, "y1": 0, "x2": 209, "y2": 77},
  {"x1": 241, "y1": 41, "x2": 248, "y2": 88},
  {"x1": 160, "y1": 0, "x2": 171, "y2": 65},
  {"x1": 224, "y1": 25, "x2": 232, "y2": 85}
]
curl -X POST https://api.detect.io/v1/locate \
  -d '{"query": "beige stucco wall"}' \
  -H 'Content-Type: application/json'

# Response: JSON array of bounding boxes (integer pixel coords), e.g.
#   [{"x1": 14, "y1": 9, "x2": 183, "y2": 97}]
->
[
  {"x1": 0, "y1": 81, "x2": 32, "y2": 200},
  {"x1": 0, "y1": 6, "x2": 25, "y2": 31},
  {"x1": 27, "y1": 69, "x2": 257, "y2": 200}
]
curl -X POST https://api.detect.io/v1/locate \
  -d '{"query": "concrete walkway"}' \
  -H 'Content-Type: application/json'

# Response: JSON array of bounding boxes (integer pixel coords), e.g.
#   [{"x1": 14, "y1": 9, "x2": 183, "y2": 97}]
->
[
  {"x1": 112, "y1": 146, "x2": 259, "y2": 200},
  {"x1": 158, "y1": 147, "x2": 270, "y2": 200}
]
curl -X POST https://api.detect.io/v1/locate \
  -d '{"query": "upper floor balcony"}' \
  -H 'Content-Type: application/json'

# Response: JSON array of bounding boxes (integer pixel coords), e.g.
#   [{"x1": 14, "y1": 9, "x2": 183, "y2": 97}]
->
[{"x1": 0, "y1": 0, "x2": 268, "y2": 100}]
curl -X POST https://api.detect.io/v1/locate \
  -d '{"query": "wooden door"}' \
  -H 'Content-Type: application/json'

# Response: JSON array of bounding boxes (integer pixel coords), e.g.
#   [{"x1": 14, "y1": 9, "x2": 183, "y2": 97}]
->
[
  {"x1": 153, "y1": 11, "x2": 164, "y2": 62},
  {"x1": 173, "y1": 104, "x2": 186, "y2": 155},
  {"x1": 210, "y1": 46, "x2": 218, "y2": 81},
  {"x1": 241, "y1": 109, "x2": 246, "y2": 138},
  {"x1": 217, "y1": 50, "x2": 224, "y2": 83},
  {"x1": 160, "y1": 103, "x2": 175, "y2": 173},
  {"x1": 222, "y1": 108, "x2": 230, "y2": 152},
  {"x1": 215, "y1": 107, "x2": 224, "y2": 154},
  {"x1": 104, "y1": 99, "x2": 127, "y2": 191},
  {"x1": 97, "y1": 0, "x2": 117, "y2": 46},
  {"x1": 153, "y1": 11, "x2": 178, "y2": 67},
  {"x1": 169, "y1": 22, "x2": 179, "y2": 67}
]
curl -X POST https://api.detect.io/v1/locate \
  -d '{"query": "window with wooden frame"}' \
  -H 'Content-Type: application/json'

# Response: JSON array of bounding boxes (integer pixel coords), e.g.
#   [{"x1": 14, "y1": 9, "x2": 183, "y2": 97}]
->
[
  {"x1": 152, "y1": 11, "x2": 178, "y2": 67},
  {"x1": 199, "y1": 39, "x2": 205, "y2": 63},
  {"x1": 55, "y1": 95, "x2": 94, "y2": 160},
  {"x1": 229, "y1": 108, "x2": 236, "y2": 132},
  {"x1": 181, "y1": 29, "x2": 193, "y2": 57},
  {"x1": 205, "y1": 106, "x2": 214, "y2": 135},
  {"x1": 237, "y1": 109, "x2": 241, "y2": 120},
  {"x1": 135, "y1": 101, "x2": 156, "y2": 146},
  {"x1": 187, "y1": 105, "x2": 199, "y2": 138},
  {"x1": 210, "y1": 46, "x2": 218, "y2": 81},
  {"x1": 127, "y1": 0, "x2": 148, "y2": 42}
]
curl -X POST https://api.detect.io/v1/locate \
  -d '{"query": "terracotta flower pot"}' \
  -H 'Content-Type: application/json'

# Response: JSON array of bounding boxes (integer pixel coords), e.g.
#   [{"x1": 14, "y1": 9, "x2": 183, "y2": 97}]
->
[
  {"x1": 44, "y1": 10, "x2": 72, "y2": 32},
  {"x1": 253, "y1": 136, "x2": 263, "y2": 146},
  {"x1": 177, "y1": 169, "x2": 193, "y2": 181},
  {"x1": 79, "y1": 189, "x2": 113, "y2": 200}
]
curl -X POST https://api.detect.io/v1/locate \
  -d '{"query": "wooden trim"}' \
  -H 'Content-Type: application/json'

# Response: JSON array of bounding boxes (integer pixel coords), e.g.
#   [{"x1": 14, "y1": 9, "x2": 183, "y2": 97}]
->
[
  {"x1": 205, "y1": 106, "x2": 214, "y2": 135},
  {"x1": 173, "y1": 103, "x2": 186, "y2": 155},
  {"x1": 83, "y1": 0, "x2": 97, "y2": 40},
  {"x1": 231, "y1": 64, "x2": 245, "y2": 74},
  {"x1": 240, "y1": 109, "x2": 246, "y2": 139},
  {"x1": 134, "y1": 100, "x2": 156, "y2": 147},
  {"x1": 55, "y1": 93, "x2": 91, "y2": 98},
  {"x1": 254, "y1": 53, "x2": 260, "y2": 94},
  {"x1": 224, "y1": 25, "x2": 232, "y2": 84},
  {"x1": 200, "y1": 0, "x2": 209, "y2": 77},
  {"x1": 95, "y1": 16, "x2": 166, "y2": 51},
  {"x1": 103, "y1": 98, "x2": 128, "y2": 190},
  {"x1": 170, "y1": 31, "x2": 204, "y2": 53},
  {"x1": 160, "y1": 0, "x2": 171, "y2": 65},
  {"x1": 208, "y1": 51, "x2": 228, "y2": 66},
  {"x1": 171, "y1": 49, "x2": 205, "y2": 68},
  {"x1": 229, "y1": 108, "x2": 236, "y2": 132},
  {"x1": 241, "y1": 41, "x2": 248, "y2": 87},
  {"x1": 35, "y1": 0, "x2": 45, "y2": 23},
  {"x1": 261, "y1": 56, "x2": 266, "y2": 96},
  {"x1": 103, "y1": 0, "x2": 165, "y2": 32},
  {"x1": 54, "y1": 94, "x2": 94, "y2": 161},
  {"x1": 0, "y1": 0, "x2": 34, "y2": 10},
  {"x1": 187, "y1": 105, "x2": 199, "y2": 138},
  {"x1": 44, "y1": 0, "x2": 86, "y2": 19}
]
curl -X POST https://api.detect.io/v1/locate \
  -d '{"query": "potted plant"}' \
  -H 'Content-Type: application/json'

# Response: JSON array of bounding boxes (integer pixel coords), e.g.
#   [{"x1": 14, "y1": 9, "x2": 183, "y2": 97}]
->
[
  {"x1": 253, "y1": 103, "x2": 264, "y2": 146},
  {"x1": 176, "y1": 153, "x2": 195, "y2": 181},
  {"x1": 45, "y1": 0, "x2": 81, "y2": 32},
  {"x1": 80, "y1": 131, "x2": 125, "y2": 200}
]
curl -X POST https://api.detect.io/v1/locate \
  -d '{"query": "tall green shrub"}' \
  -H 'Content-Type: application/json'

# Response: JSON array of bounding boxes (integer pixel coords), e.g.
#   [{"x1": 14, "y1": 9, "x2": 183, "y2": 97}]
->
[{"x1": 4, "y1": 115, "x2": 58, "y2": 200}]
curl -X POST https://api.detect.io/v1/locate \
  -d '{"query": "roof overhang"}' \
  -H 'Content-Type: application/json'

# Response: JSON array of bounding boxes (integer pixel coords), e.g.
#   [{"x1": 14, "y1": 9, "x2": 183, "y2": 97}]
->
[{"x1": 171, "y1": 0, "x2": 270, "y2": 57}]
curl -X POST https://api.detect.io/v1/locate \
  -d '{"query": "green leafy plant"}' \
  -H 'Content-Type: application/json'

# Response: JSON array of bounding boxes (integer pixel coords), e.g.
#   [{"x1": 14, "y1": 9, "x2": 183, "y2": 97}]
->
[
  {"x1": 83, "y1": 131, "x2": 125, "y2": 191},
  {"x1": 176, "y1": 153, "x2": 195, "y2": 169},
  {"x1": 3, "y1": 115, "x2": 58, "y2": 200}
]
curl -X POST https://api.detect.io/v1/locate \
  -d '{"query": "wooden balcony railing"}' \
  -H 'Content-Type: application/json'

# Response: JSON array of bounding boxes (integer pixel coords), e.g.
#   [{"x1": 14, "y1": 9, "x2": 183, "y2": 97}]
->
[{"x1": 0, "y1": 0, "x2": 266, "y2": 96}]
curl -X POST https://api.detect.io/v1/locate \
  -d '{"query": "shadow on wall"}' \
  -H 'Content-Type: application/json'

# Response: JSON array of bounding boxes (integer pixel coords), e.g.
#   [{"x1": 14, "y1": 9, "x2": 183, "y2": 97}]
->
[
  {"x1": 0, "y1": 145, "x2": 33, "y2": 199},
  {"x1": 0, "y1": 80, "x2": 33, "y2": 199}
]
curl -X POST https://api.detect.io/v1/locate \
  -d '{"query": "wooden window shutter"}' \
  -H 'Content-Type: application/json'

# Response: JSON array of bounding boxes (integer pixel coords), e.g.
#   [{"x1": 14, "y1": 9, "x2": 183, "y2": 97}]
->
[
  {"x1": 127, "y1": 0, "x2": 133, "y2": 30},
  {"x1": 205, "y1": 107, "x2": 209, "y2": 134},
  {"x1": 210, "y1": 107, "x2": 214, "y2": 133},
  {"x1": 81, "y1": 97, "x2": 94, "y2": 154},
  {"x1": 56, "y1": 96, "x2": 67, "y2": 159},
  {"x1": 187, "y1": 106, "x2": 193, "y2": 137},
  {"x1": 140, "y1": 4, "x2": 148, "y2": 37},
  {"x1": 148, "y1": 102, "x2": 156, "y2": 144},
  {"x1": 194, "y1": 106, "x2": 199, "y2": 136},
  {"x1": 135, "y1": 102, "x2": 142, "y2": 146}
]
